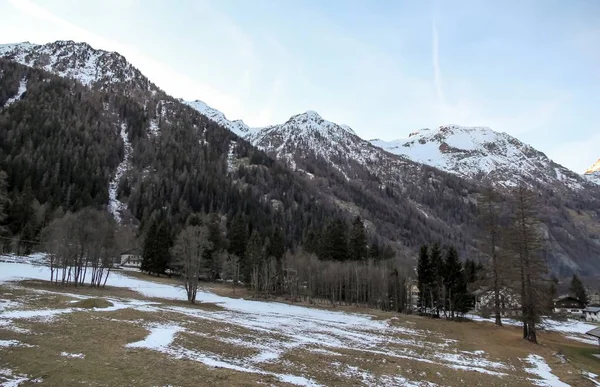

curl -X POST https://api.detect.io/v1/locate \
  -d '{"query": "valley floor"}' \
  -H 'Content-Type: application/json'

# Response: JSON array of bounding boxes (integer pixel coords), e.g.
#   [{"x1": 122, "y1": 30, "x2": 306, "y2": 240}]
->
[{"x1": 0, "y1": 261, "x2": 599, "y2": 386}]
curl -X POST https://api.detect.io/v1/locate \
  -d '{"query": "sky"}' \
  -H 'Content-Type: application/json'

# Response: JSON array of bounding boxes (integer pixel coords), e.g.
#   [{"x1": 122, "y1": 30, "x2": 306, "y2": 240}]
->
[{"x1": 1, "y1": 0, "x2": 599, "y2": 173}]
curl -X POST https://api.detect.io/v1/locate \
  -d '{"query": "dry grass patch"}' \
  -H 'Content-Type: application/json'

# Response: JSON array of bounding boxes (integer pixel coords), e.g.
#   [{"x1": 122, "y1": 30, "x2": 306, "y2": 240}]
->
[
  {"x1": 175, "y1": 332, "x2": 259, "y2": 360},
  {"x1": 18, "y1": 279, "x2": 143, "y2": 299},
  {"x1": 118, "y1": 270, "x2": 180, "y2": 285},
  {"x1": 1, "y1": 308, "x2": 291, "y2": 386}
]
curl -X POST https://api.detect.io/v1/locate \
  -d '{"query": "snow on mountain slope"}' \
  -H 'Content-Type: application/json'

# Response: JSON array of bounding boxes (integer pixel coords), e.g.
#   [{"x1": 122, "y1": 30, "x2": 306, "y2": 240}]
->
[
  {"x1": 246, "y1": 110, "x2": 417, "y2": 182},
  {"x1": 584, "y1": 159, "x2": 600, "y2": 185},
  {"x1": 372, "y1": 125, "x2": 587, "y2": 190},
  {"x1": 0, "y1": 41, "x2": 159, "y2": 93},
  {"x1": 2, "y1": 77, "x2": 27, "y2": 107},
  {"x1": 184, "y1": 100, "x2": 252, "y2": 137}
]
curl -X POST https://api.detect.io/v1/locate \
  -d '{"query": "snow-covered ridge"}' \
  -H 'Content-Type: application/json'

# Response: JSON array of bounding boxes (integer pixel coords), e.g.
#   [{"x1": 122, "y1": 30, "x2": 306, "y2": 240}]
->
[
  {"x1": 0, "y1": 40, "x2": 159, "y2": 92},
  {"x1": 184, "y1": 100, "x2": 252, "y2": 137},
  {"x1": 371, "y1": 124, "x2": 589, "y2": 190}
]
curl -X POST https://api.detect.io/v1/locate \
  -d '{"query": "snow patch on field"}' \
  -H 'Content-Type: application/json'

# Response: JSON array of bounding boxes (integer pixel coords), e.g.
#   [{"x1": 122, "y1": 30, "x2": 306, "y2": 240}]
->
[
  {"x1": 0, "y1": 339, "x2": 34, "y2": 348},
  {"x1": 128, "y1": 323, "x2": 320, "y2": 386},
  {"x1": 467, "y1": 313, "x2": 596, "y2": 335},
  {"x1": 564, "y1": 335, "x2": 597, "y2": 345},
  {"x1": 0, "y1": 261, "x2": 591, "y2": 385},
  {"x1": 584, "y1": 371, "x2": 600, "y2": 386},
  {"x1": 523, "y1": 354, "x2": 570, "y2": 387},
  {"x1": 60, "y1": 352, "x2": 85, "y2": 359},
  {"x1": 0, "y1": 367, "x2": 42, "y2": 386},
  {"x1": 126, "y1": 323, "x2": 183, "y2": 350}
]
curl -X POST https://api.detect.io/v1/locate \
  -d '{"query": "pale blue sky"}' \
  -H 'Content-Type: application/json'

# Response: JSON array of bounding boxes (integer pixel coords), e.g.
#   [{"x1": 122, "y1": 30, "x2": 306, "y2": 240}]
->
[{"x1": 1, "y1": 0, "x2": 599, "y2": 172}]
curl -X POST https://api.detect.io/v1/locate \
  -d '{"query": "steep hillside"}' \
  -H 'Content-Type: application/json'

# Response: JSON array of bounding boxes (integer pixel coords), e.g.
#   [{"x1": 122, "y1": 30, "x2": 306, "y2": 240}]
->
[
  {"x1": 371, "y1": 125, "x2": 590, "y2": 190},
  {"x1": 0, "y1": 57, "x2": 349, "y2": 253},
  {"x1": 2, "y1": 40, "x2": 600, "y2": 277},
  {"x1": 0, "y1": 41, "x2": 160, "y2": 95},
  {"x1": 188, "y1": 103, "x2": 600, "y2": 277}
]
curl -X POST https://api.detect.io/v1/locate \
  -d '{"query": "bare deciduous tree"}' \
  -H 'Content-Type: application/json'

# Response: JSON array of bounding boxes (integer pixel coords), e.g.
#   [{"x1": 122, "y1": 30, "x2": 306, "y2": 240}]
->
[
  {"x1": 172, "y1": 224, "x2": 212, "y2": 304},
  {"x1": 42, "y1": 208, "x2": 116, "y2": 287}
]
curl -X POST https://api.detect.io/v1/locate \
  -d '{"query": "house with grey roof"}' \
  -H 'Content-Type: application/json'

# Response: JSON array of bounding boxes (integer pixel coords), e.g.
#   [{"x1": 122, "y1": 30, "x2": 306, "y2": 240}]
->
[{"x1": 583, "y1": 306, "x2": 600, "y2": 322}]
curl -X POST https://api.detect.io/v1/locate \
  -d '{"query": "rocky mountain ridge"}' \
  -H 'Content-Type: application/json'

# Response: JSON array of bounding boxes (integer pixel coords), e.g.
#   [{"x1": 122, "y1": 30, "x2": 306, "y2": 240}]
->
[{"x1": 2, "y1": 40, "x2": 600, "y2": 278}]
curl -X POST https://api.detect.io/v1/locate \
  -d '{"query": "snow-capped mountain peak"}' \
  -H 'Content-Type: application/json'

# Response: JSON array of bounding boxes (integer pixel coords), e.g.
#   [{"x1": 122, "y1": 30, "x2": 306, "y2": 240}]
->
[
  {"x1": 372, "y1": 124, "x2": 589, "y2": 190},
  {"x1": 0, "y1": 40, "x2": 159, "y2": 93}
]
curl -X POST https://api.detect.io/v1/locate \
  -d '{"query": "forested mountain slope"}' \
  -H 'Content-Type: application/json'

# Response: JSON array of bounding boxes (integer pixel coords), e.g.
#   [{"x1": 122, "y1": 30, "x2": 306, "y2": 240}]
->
[
  {"x1": 1, "y1": 40, "x2": 600, "y2": 278},
  {"x1": 187, "y1": 106, "x2": 600, "y2": 278},
  {"x1": 0, "y1": 58, "x2": 351, "y2": 254}
]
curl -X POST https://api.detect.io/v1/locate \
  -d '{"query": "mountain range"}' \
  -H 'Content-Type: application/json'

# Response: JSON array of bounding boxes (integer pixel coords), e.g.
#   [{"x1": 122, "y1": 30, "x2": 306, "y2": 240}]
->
[{"x1": 1, "y1": 40, "x2": 599, "y2": 279}]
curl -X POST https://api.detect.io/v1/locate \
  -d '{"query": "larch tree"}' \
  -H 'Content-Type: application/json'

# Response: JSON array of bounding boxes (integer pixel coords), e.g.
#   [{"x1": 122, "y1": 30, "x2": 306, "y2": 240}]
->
[
  {"x1": 478, "y1": 186, "x2": 506, "y2": 326},
  {"x1": 172, "y1": 223, "x2": 212, "y2": 304},
  {"x1": 507, "y1": 183, "x2": 547, "y2": 344}
]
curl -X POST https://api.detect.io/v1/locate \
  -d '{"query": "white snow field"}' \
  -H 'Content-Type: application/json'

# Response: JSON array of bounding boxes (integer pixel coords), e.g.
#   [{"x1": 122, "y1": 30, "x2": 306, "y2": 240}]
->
[{"x1": 0, "y1": 260, "x2": 598, "y2": 386}]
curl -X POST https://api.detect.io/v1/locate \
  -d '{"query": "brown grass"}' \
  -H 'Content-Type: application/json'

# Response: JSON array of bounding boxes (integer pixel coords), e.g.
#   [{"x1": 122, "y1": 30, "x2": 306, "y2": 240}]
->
[
  {"x1": 0, "y1": 313, "x2": 285, "y2": 386},
  {"x1": 70, "y1": 298, "x2": 113, "y2": 309},
  {"x1": 1, "y1": 277, "x2": 599, "y2": 386}
]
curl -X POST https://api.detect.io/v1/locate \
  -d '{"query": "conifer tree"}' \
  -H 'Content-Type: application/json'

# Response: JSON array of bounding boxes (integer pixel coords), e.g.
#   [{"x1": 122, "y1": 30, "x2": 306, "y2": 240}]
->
[
  {"x1": 141, "y1": 221, "x2": 159, "y2": 273},
  {"x1": 417, "y1": 245, "x2": 431, "y2": 311},
  {"x1": 228, "y1": 213, "x2": 248, "y2": 260},
  {"x1": 429, "y1": 243, "x2": 444, "y2": 316},
  {"x1": 205, "y1": 213, "x2": 224, "y2": 279},
  {"x1": 141, "y1": 219, "x2": 171, "y2": 276},
  {"x1": 444, "y1": 246, "x2": 464, "y2": 319},
  {"x1": 349, "y1": 216, "x2": 368, "y2": 261},
  {"x1": 569, "y1": 274, "x2": 588, "y2": 305},
  {"x1": 320, "y1": 219, "x2": 349, "y2": 261}
]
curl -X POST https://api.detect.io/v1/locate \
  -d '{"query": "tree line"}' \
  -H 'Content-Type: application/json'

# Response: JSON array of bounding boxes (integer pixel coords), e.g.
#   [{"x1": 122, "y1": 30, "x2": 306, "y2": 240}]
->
[
  {"x1": 140, "y1": 212, "x2": 408, "y2": 308},
  {"x1": 416, "y1": 243, "x2": 477, "y2": 319}
]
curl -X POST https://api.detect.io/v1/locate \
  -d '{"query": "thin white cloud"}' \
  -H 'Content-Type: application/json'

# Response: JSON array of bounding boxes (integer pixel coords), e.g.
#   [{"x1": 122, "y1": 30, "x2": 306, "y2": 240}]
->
[{"x1": 432, "y1": 20, "x2": 446, "y2": 107}]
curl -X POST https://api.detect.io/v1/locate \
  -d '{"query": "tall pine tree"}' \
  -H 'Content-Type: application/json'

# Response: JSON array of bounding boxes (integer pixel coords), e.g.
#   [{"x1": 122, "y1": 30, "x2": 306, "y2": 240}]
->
[
  {"x1": 429, "y1": 243, "x2": 444, "y2": 316},
  {"x1": 416, "y1": 245, "x2": 431, "y2": 312},
  {"x1": 569, "y1": 274, "x2": 588, "y2": 305},
  {"x1": 349, "y1": 216, "x2": 368, "y2": 261}
]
